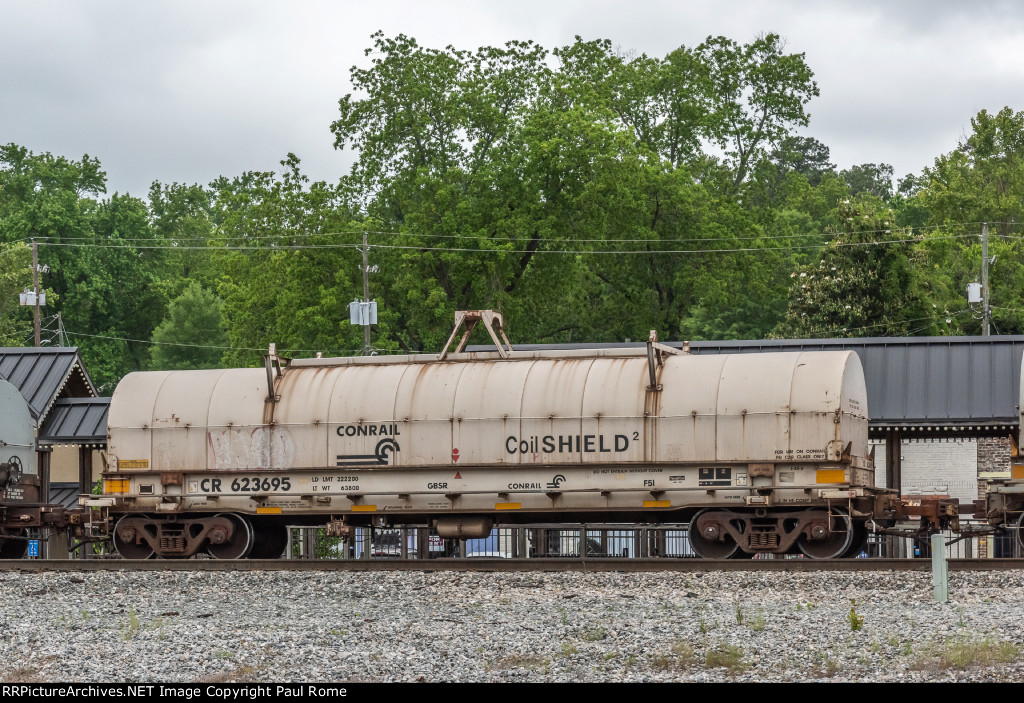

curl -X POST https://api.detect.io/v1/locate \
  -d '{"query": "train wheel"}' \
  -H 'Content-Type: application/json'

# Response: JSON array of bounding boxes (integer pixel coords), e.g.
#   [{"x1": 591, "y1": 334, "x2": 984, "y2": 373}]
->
[
  {"x1": 840, "y1": 519, "x2": 869, "y2": 558},
  {"x1": 797, "y1": 509, "x2": 853, "y2": 559},
  {"x1": 0, "y1": 530, "x2": 27, "y2": 559},
  {"x1": 113, "y1": 515, "x2": 155, "y2": 560},
  {"x1": 248, "y1": 524, "x2": 289, "y2": 559},
  {"x1": 206, "y1": 514, "x2": 254, "y2": 560},
  {"x1": 688, "y1": 509, "x2": 741, "y2": 559}
]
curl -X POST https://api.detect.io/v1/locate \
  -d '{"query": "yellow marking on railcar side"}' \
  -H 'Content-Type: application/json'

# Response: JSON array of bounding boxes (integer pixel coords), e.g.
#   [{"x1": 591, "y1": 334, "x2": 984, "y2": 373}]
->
[
  {"x1": 351, "y1": 505, "x2": 377, "y2": 512},
  {"x1": 816, "y1": 469, "x2": 846, "y2": 484},
  {"x1": 118, "y1": 460, "x2": 149, "y2": 469},
  {"x1": 1012, "y1": 465, "x2": 1024, "y2": 480},
  {"x1": 495, "y1": 502, "x2": 522, "y2": 510},
  {"x1": 104, "y1": 479, "x2": 129, "y2": 494},
  {"x1": 643, "y1": 500, "x2": 671, "y2": 508},
  {"x1": 256, "y1": 507, "x2": 282, "y2": 514}
]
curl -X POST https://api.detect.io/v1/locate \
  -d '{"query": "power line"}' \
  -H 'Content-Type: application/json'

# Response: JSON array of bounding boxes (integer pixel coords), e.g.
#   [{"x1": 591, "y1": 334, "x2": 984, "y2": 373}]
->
[
  {"x1": 799, "y1": 309, "x2": 971, "y2": 339},
  {"x1": 34, "y1": 232, "x2": 979, "y2": 256},
  {"x1": 23, "y1": 220, "x2": 999, "y2": 247},
  {"x1": 64, "y1": 329, "x2": 421, "y2": 357}
]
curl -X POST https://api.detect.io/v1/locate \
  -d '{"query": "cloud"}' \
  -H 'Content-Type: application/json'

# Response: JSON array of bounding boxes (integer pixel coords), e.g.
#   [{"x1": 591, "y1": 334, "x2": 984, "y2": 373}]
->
[{"x1": 2, "y1": 1, "x2": 1023, "y2": 194}]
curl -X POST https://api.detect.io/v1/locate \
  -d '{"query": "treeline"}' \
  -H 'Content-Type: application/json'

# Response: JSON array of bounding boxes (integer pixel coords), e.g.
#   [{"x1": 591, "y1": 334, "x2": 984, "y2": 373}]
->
[{"x1": 2, "y1": 33, "x2": 1024, "y2": 390}]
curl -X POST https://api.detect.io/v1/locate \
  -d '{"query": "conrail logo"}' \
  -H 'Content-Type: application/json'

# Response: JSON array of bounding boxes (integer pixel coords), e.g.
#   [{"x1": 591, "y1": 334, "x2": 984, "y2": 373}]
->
[
  {"x1": 506, "y1": 434, "x2": 632, "y2": 454},
  {"x1": 336, "y1": 423, "x2": 400, "y2": 437}
]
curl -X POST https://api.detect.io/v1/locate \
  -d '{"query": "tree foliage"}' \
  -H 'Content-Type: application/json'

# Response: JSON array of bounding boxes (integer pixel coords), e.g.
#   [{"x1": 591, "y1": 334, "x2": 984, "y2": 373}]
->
[
  {"x1": 2, "y1": 37, "x2": 1021, "y2": 389},
  {"x1": 149, "y1": 282, "x2": 228, "y2": 370},
  {"x1": 778, "y1": 198, "x2": 936, "y2": 338},
  {"x1": 0, "y1": 242, "x2": 32, "y2": 345}
]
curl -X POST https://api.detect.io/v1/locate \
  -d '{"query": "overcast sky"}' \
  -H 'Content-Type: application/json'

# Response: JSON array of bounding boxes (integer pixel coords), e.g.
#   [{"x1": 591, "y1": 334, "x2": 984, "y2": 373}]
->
[{"x1": 3, "y1": 0, "x2": 1023, "y2": 197}]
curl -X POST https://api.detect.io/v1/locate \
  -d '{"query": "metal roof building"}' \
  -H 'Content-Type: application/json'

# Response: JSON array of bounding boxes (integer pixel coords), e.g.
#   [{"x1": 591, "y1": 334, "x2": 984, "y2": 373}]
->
[
  {"x1": 37, "y1": 397, "x2": 110, "y2": 448},
  {"x1": 480, "y1": 335, "x2": 1024, "y2": 439},
  {"x1": 0, "y1": 348, "x2": 106, "y2": 545},
  {"x1": 0, "y1": 347, "x2": 97, "y2": 425}
]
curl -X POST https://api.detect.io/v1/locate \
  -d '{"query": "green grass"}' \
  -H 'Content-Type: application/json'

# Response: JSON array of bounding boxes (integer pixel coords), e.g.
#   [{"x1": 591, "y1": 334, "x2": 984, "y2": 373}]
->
[
  {"x1": 913, "y1": 636, "x2": 1020, "y2": 671},
  {"x1": 121, "y1": 608, "x2": 141, "y2": 641},
  {"x1": 706, "y1": 644, "x2": 747, "y2": 674}
]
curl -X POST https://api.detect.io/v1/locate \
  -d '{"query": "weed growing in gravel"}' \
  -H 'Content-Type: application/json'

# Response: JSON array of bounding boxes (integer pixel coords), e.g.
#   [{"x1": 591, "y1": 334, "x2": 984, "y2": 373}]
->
[
  {"x1": 3, "y1": 666, "x2": 42, "y2": 683},
  {"x1": 650, "y1": 653, "x2": 673, "y2": 670},
  {"x1": 560, "y1": 642, "x2": 578, "y2": 657},
  {"x1": 705, "y1": 644, "x2": 747, "y2": 674},
  {"x1": 603, "y1": 652, "x2": 618, "y2": 661},
  {"x1": 121, "y1": 609, "x2": 141, "y2": 641},
  {"x1": 649, "y1": 641, "x2": 696, "y2": 671},
  {"x1": 812, "y1": 652, "x2": 840, "y2": 678},
  {"x1": 559, "y1": 609, "x2": 568, "y2": 626},
  {"x1": 734, "y1": 602, "x2": 744, "y2": 625},
  {"x1": 912, "y1": 636, "x2": 1020, "y2": 671},
  {"x1": 697, "y1": 606, "x2": 711, "y2": 634},
  {"x1": 847, "y1": 599, "x2": 864, "y2": 632},
  {"x1": 582, "y1": 627, "x2": 606, "y2": 642},
  {"x1": 149, "y1": 617, "x2": 166, "y2": 641},
  {"x1": 870, "y1": 638, "x2": 881, "y2": 653},
  {"x1": 748, "y1": 611, "x2": 766, "y2": 632},
  {"x1": 198, "y1": 665, "x2": 259, "y2": 683}
]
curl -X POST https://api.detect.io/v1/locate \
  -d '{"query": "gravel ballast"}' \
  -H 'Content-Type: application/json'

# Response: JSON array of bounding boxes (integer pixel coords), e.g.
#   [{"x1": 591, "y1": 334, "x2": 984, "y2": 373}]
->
[{"x1": 2, "y1": 569, "x2": 1024, "y2": 683}]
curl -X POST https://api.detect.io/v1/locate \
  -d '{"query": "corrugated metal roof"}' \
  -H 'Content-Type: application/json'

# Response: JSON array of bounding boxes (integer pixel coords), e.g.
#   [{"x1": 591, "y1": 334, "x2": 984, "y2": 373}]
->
[
  {"x1": 38, "y1": 397, "x2": 110, "y2": 446},
  {"x1": 0, "y1": 347, "x2": 97, "y2": 424},
  {"x1": 474, "y1": 336, "x2": 1024, "y2": 436},
  {"x1": 48, "y1": 482, "x2": 84, "y2": 510}
]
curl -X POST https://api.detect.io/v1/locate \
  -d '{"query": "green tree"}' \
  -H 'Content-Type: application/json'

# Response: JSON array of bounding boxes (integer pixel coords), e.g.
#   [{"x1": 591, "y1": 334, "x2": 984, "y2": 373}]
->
[
  {"x1": 0, "y1": 242, "x2": 33, "y2": 345},
  {"x1": 777, "y1": 198, "x2": 938, "y2": 338},
  {"x1": 698, "y1": 34, "x2": 819, "y2": 187},
  {"x1": 149, "y1": 282, "x2": 228, "y2": 370},
  {"x1": 212, "y1": 154, "x2": 367, "y2": 365},
  {"x1": 913, "y1": 107, "x2": 1024, "y2": 334},
  {"x1": 841, "y1": 163, "x2": 894, "y2": 201},
  {"x1": 329, "y1": 33, "x2": 821, "y2": 348}
]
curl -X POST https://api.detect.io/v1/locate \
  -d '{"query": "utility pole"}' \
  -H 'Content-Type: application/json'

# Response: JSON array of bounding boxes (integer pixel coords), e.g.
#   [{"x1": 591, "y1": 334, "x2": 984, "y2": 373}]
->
[
  {"x1": 348, "y1": 232, "x2": 377, "y2": 355},
  {"x1": 981, "y1": 222, "x2": 991, "y2": 336},
  {"x1": 32, "y1": 240, "x2": 40, "y2": 347},
  {"x1": 361, "y1": 231, "x2": 371, "y2": 354}
]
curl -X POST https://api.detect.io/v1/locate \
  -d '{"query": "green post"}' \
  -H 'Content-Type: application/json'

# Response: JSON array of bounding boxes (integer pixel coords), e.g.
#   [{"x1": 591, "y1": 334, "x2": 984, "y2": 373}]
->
[{"x1": 931, "y1": 534, "x2": 948, "y2": 603}]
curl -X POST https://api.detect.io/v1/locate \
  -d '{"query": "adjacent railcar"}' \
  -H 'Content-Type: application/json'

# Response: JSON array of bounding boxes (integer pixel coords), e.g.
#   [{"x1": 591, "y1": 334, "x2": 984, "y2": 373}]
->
[
  {"x1": 981, "y1": 361, "x2": 1024, "y2": 551},
  {"x1": 98, "y1": 341, "x2": 894, "y2": 560},
  {"x1": 0, "y1": 380, "x2": 75, "y2": 557}
]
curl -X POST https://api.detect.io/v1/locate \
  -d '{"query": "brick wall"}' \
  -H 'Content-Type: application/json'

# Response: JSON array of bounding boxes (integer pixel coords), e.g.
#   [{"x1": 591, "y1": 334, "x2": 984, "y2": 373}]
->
[{"x1": 870, "y1": 438, "x2": 981, "y2": 504}]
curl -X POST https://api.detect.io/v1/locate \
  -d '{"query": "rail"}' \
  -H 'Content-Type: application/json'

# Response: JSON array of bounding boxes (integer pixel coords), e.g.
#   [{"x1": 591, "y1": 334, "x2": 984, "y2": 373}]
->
[{"x1": 44, "y1": 518, "x2": 1024, "y2": 562}]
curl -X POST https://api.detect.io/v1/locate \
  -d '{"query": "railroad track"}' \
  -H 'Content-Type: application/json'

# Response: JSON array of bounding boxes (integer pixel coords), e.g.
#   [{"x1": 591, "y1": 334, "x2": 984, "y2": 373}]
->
[{"x1": 2, "y1": 558, "x2": 1023, "y2": 572}]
